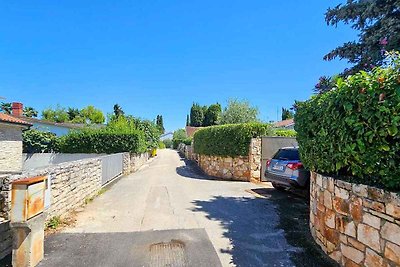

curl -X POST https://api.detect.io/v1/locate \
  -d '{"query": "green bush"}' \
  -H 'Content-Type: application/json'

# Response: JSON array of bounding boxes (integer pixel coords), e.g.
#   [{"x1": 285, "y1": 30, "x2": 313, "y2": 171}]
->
[
  {"x1": 193, "y1": 123, "x2": 272, "y2": 157},
  {"x1": 295, "y1": 53, "x2": 400, "y2": 190},
  {"x1": 173, "y1": 138, "x2": 192, "y2": 149},
  {"x1": 23, "y1": 129, "x2": 60, "y2": 153},
  {"x1": 274, "y1": 129, "x2": 297, "y2": 137},
  {"x1": 158, "y1": 141, "x2": 166, "y2": 149},
  {"x1": 162, "y1": 139, "x2": 173, "y2": 148},
  {"x1": 60, "y1": 129, "x2": 146, "y2": 154}
]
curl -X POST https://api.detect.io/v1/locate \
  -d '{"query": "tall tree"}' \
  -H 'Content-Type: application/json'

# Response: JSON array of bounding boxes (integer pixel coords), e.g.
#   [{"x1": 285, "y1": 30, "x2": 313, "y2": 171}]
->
[
  {"x1": 113, "y1": 104, "x2": 124, "y2": 118},
  {"x1": 186, "y1": 114, "x2": 190, "y2": 126},
  {"x1": 281, "y1": 107, "x2": 294, "y2": 121},
  {"x1": 220, "y1": 99, "x2": 259, "y2": 124},
  {"x1": 42, "y1": 105, "x2": 69, "y2": 123},
  {"x1": 156, "y1": 115, "x2": 165, "y2": 134},
  {"x1": 190, "y1": 103, "x2": 204, "y2": 127},
  {"x1": 324, "y1": 1, "x2": 400, "y2": 74},
  {"x1": 203, "y1": 103, "x2": 221, "y2": 126},
  {"x1": 0, "y1": 102, "x2": 12, "y2": 114}
]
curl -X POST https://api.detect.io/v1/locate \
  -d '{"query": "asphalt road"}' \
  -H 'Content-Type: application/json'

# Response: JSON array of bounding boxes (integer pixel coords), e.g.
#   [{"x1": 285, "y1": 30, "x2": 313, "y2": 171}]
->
[{"x1": 38, "y1": 149, "x2": 336, "y2": 267}]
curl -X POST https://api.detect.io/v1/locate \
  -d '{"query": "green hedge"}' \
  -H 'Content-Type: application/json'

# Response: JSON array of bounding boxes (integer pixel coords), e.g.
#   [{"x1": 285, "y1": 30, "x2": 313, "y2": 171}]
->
[
  {"x1": 295, "y1": 58, "x2": 400, "y2": 190},
  {"x1": 274, "y1": 129, "x2": 297, "y2": 137},
  {"x1": 193, "y1": 123, "x2": 272, "y2": 157},
  {"x1": 23, "y1": 129, "x2": 60, "y2": 153},
  {"x1": 60, "y1": 130, "x2": 146, "y2": 154}
]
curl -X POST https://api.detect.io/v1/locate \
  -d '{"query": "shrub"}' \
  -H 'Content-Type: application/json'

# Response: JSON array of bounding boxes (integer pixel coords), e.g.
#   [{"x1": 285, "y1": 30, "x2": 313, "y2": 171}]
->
[
  {"x1": 193, "y1": 123, "x2": 272, "y2": 157},
  {"x1": 60, "y1": 129, "x2": 146, "y2": 154},
  {"x1": 23, "y1": 129, "x2": 60, "y2": 153},
  {"x1": 158, "y1": 141, "x2": 166, "y2": 149},
  {"x1": 173, "y1": 138, "x2": 192, "y2": 149},
  {"x1": 295, "y1": 53, "x2": 400, "y2": 190},
  {"x1": 274, "y1": 129, "x2": 297, "y2": 137},
  {"x1": 162, "y1": 139, "x2": 173, "y2": 148}
]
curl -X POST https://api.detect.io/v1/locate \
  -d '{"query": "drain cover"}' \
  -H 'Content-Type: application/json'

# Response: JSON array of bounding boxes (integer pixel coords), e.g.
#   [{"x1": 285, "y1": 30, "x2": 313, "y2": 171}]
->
[{"x1": 149, "y1": 240, "x2": 188, "y2": 267}]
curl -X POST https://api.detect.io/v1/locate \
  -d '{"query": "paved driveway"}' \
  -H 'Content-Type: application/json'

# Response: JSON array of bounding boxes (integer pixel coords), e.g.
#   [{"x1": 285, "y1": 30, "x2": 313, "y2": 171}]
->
[{"x1": 39, "y1": 149, "x2": 336, "y2": 267}]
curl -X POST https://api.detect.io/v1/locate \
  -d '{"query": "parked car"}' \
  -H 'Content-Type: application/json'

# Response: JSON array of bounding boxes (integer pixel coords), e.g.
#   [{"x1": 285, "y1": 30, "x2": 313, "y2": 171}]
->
[{"x1": 264, "y1": 147, "x2": 310, "y2": 190}]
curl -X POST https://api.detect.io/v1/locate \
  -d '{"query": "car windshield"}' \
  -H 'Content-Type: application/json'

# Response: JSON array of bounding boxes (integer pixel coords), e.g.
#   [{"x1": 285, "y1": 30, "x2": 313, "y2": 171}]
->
[{"x1": 273, "y1": 149, "x2": 299, "y2": 160}]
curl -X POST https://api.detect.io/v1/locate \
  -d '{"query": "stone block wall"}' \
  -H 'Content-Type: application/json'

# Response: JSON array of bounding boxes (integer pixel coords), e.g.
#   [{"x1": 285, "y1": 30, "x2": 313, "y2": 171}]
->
[
  {"x1": 198, "y1": 155, "x2": 250, "y2": 181},
  {"x1": 0, "y1": 124, "x2": 23, "y2": 173},
  {"x1": 7, "y1": 158, "x2": 102, "y2": 220},
  {"x1": 192, "y1": 138, "x2": 262, "y2": 182},
  {"x1": 310, "y1": 172, "x2": 400, "y2": 266},
  {"x1": 129, "y1": 152, "x2": 149, "y2": 172}
]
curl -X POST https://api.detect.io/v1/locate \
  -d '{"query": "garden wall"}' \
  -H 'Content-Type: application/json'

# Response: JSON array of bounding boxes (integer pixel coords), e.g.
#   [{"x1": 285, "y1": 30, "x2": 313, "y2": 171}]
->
[
  {"x1": 310, "y1": 172, "x2": 400, "y2": 267},
  {"x1": 194, "y1": 138, "x2": 261, "y2": 182},
  {"x1": 0, "y1": 151, "x2": 150, "y2": 260}
]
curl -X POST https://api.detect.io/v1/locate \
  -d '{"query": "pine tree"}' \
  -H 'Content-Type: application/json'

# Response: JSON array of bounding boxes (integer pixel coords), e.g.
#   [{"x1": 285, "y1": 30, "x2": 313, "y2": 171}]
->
[
  {"x1": 186, "y1": 114, "x2": 190, "y2": 126},
  {"x1": 324, "y1": 1, "x2": 400, "y2": 74}
]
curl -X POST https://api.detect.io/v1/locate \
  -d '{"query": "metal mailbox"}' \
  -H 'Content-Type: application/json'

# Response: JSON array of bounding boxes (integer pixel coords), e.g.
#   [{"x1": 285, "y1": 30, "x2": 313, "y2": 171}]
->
[{"x1": 11, "y1": 176, "x2": 46, "y2": 223}]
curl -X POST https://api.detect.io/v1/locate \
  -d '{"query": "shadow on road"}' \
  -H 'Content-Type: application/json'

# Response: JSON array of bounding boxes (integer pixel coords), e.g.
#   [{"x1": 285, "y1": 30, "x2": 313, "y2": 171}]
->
[
  {"x1": 175, "y1": 157, "x2": 216, "y2": 181},
  {"x1": 191, "y1": 189, "x2": 338, "y2": 267}
]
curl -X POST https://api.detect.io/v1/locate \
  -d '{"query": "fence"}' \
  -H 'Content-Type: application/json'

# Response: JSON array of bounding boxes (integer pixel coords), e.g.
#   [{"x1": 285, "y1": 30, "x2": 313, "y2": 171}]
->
[{"x1": 101, "y1": 153, "x2": 124, "y2": 185}]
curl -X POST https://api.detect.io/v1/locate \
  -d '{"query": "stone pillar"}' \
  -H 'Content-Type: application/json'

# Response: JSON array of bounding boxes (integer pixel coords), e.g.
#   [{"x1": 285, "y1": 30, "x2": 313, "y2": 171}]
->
[{"x1": 249, "y1": 138, "x2": 262, "y2": 183}]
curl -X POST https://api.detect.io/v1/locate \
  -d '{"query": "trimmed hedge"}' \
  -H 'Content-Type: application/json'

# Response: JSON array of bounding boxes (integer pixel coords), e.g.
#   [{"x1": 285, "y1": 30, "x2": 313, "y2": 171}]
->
[
  {"x1": 193, "y1": 123, "x2": 272, "y2": 157},
  {"x1": 274, "y1": 129, "x2": 297, "y2": 137},
  {"x1": 60, "y1": 130, "x2": 147, "y2": 154},
  {"x1": 295, "y1": 58, "x2": 400, "y2": 190}
]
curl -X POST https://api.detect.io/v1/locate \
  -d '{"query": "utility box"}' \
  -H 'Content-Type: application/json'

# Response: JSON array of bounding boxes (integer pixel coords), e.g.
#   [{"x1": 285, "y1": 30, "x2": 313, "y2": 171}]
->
[
  {"x1": 11, "y1": 176, "x2": 46, "y2": 223},
  {"x1": 10, "y1": 176, "x2": 46, "y2": 267}
]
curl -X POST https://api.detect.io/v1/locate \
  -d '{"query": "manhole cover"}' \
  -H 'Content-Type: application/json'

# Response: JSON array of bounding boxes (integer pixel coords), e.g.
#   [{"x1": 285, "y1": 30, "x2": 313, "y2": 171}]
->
[{"x1": 149, "y1": 240, "x2": 188, "y2": 267}]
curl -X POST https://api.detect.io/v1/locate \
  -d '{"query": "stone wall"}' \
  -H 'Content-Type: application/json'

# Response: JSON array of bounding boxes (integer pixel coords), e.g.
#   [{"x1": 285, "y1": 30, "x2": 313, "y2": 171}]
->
[
  {"x1": 310, "y1": 172, "x2": 400, "y2": 267},
  {"x1": 129, "y1": 152, "x2": 149, "y2": 173},
  {"x1": 0, "y1": 151, "x2": 150, "y2": 260},
  {"x1": 7, "y1": 158, "x2": 102, "y2": 220},
  {"x1": 198, "y1": 154, "x2": 250, "y2": 181},
  {"x1": 191, "y1": 138, "x2": 262, "y2": 182},
  {"x1": 0, "y1": 124, "x2": 23, "y2": 173}
]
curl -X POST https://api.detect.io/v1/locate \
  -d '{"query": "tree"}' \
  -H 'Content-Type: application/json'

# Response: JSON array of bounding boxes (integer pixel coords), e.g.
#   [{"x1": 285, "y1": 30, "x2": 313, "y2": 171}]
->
[
  {"x1": 113, "y1": 104, "x2": 124, "y2": 118},
  {"x1": 67, "y1": 107, "x2": 81, "y2": 121},
  {"x1": 190, "y1": 103, "x2": 204, "y2": 127},
  {"x1": 156, "y1": 115, "x2": 165, "y2": 134},
  {"x1": 42, "y1": 105, "x2": 69, "y2": 123},
  {"x1": 203, "y1": 103, "x2": 221, "y2": 126},
  {"x1": 0, "y1": 102, "x2": 11, "y2": 114},
  {"x1": 186, "y1": 114, "x2": 190, "y2": 126},
  {"x1": 22, "y1": 106, "x2": 38, "y2": 118},
  {"x1": 81, "y1": 105, "x2": 105, "y2": 124},
  {"x1": 173, "y1": 129, "x2": 187, "y2": 140},
  {"x1": 281, "y1": 107, "x2": 294, "y2": 121},
  {"x1": 220, "y1": 99, "x2": 259, "y2": 124},
  {"x1": 324, "y1": 1, "x2": 400, "y2": 74}
]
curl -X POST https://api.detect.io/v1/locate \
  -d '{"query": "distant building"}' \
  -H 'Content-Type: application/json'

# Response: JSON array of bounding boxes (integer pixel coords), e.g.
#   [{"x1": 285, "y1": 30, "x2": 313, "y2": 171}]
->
[
  {"x1": 273, "y1": 118, "x2": 295, "y2": 129},
  {"x1": 0, "y1": 113, "x2": 31, "y2": 173},
  {"x1": 9, "y1": 102, "x2": 102, "y2": 136},
  {"x1": 185, "y1": 126, "x2": 204, "y2": 137}
]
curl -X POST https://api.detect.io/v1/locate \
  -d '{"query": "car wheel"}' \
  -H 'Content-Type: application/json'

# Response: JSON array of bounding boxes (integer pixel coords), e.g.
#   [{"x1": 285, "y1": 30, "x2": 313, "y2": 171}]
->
[{"x1": 272, "y1": 183, "x2": 286, "y2": 191}]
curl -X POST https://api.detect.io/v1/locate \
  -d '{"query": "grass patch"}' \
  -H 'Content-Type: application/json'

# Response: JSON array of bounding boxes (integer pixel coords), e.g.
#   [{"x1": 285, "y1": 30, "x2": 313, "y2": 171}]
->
[{"x1": 46, "y1": 216, "x2": 61, "y2": 230}]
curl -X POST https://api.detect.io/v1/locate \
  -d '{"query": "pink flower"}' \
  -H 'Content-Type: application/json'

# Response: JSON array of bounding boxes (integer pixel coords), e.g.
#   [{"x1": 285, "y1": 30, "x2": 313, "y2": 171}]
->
[{"x1": 379, "y1": 37, "x2": 388, "y2": 46}]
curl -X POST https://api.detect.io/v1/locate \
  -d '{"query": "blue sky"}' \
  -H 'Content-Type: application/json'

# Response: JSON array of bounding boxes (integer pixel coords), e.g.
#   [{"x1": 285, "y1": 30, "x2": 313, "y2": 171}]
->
[{"x1": 0, "y1": 1, "x2": 356, "y2": 132}]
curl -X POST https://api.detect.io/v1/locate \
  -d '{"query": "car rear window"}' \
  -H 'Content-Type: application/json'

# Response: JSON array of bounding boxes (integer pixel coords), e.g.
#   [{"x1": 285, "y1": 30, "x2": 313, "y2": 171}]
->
[{"x1": 273, "y1": 149, "x2": 299, "y2": 160}]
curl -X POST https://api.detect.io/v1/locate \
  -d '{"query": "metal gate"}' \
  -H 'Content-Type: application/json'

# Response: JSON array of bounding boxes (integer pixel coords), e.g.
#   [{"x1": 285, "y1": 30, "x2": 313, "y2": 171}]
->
[
  {"x1": 260, "y1": 137, "x2": 298, "y2": 182},
  {"x1": 101, "y1": 153, "x2": 124, "y2": 185}
]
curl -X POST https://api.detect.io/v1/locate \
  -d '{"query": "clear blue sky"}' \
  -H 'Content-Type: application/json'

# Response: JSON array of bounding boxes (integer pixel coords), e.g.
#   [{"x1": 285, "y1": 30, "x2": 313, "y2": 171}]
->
[{"x1": 0, "y1": 1, "x2": 356, "y2": 132}]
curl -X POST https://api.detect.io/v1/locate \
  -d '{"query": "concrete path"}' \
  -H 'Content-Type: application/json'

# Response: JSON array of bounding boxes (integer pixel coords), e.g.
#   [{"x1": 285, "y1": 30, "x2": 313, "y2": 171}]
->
[{"x1": 39, "y1": 149, "x2": 336, "y2": 267}]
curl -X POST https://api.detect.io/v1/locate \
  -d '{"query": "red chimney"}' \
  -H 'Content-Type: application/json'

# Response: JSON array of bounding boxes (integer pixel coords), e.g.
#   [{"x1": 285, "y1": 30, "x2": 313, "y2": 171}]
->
[{"x1": 12, "y1": 102, "x2": 23, "y2": 117}]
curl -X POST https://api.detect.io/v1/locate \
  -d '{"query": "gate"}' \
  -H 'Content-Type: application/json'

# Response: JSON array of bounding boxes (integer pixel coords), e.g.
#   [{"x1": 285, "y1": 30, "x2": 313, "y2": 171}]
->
[
  {"x1": 101, "y1": 153, "x2": 124, "y2": 185},
  {"x1": 260, "y1": 137, "x2": 298, "y2": 181}
]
